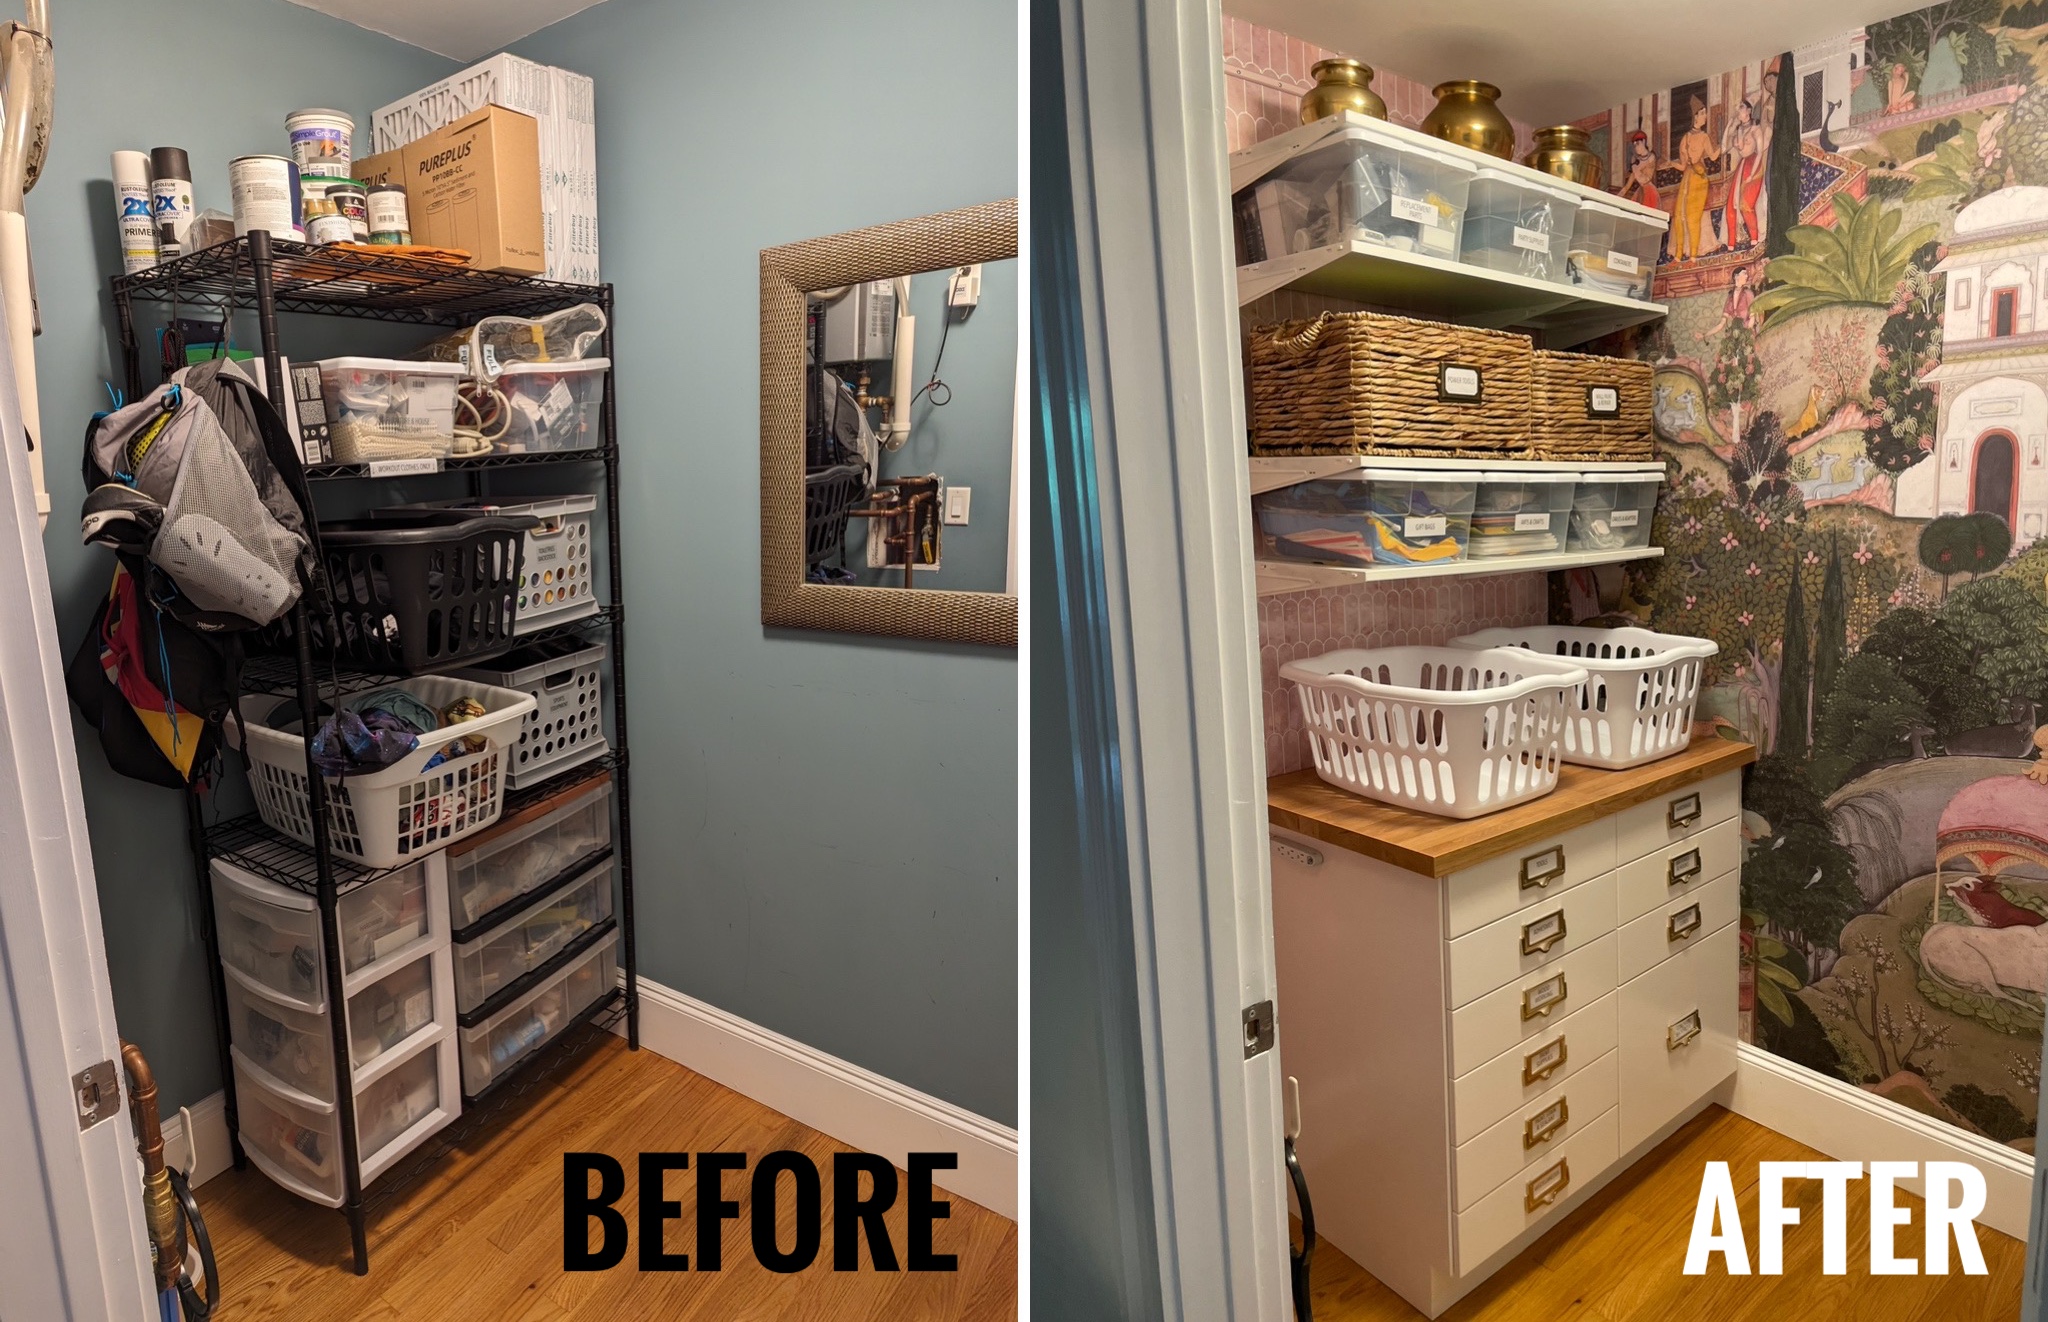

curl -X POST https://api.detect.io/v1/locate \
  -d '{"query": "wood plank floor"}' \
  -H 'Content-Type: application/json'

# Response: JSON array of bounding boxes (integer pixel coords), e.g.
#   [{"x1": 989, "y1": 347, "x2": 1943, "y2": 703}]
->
[
  {"x1": 1307, "y1": 1106, "x2": 2025, "y2": 1321},
  {"x1": 194, "y1": 1035, "x2": 1016, "y2": 1320}
]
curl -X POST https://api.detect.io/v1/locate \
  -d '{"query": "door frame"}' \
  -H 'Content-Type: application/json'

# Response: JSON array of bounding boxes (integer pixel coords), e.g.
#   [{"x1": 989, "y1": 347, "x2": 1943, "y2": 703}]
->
[
  {"x1": 0, "y1": 282, "x2": 156, "y2": 1318},
  {"x1": 1970, "y1": 428, "x2": 2019, "y2": 527},
  {"x1": 1051, "y1": 0, "x2": 1291, "y2": 1314}
]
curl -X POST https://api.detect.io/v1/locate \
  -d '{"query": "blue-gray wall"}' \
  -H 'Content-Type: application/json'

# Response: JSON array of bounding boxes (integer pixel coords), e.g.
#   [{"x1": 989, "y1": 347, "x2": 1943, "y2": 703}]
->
[
  {"x1": 32, "y1": 1, "x2": 457, "y2": 1116},
  {"x1": 510, "y1": 0, "x2": 1017, "y2": 1123}
]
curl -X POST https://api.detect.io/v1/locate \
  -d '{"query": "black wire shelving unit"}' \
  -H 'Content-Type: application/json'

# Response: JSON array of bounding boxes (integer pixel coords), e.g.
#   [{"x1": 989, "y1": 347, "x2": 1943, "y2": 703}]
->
[{"x1": 111, "y1": 233, "x2": 639, "y2": 1275}]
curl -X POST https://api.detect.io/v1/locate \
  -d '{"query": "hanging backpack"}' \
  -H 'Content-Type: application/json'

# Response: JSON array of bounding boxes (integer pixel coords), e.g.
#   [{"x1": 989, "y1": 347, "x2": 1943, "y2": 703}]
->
[
  {"x1": 70, "y1": 356, "x2": 322, "y2": 788},
  {"x1": 80, "y1": 355, "x2": 321, "y2": 630}
]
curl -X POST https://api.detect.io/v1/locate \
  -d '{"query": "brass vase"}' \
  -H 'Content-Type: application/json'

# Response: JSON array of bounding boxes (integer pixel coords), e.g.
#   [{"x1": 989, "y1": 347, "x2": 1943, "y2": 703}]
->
[
  {"x1": 1420, "y1": 80, "x2": 1514, "y2": 159},
  {"x1": 1300, "y1": 58, "x2": 1388, "y2": 124},
  {"x1": 1523, "y1": 125, "x2": 1603, "y2": 189}
]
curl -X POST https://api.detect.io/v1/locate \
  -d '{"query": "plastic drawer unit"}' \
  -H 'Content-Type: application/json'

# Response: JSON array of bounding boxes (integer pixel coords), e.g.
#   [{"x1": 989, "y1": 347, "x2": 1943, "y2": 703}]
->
[
  {"x1": 454, "y1": 858, "x2": 616, "y2": 1015},
  {"x1": 459, "y1": 932, "x2": 619, "y2": 1098},
  {"x1": 446, "y1": 774, "x2": 613, "y2": 936}
]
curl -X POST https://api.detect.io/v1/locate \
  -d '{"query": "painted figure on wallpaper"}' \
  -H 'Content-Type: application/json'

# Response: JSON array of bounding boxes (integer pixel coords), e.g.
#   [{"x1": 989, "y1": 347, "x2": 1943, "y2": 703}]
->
[
  {"x1": 1674, "y1": 98, "x2": 1722, "y2": 260},
  {"x1": 1623, "y1": 129, "x2": 1662, "y2": 209},
  {"x1": 1724, "y1": 97, "x2": 1768, "y2": 247},
  {"x1": 1579, "y1": 0, "x2": 2048, "y2": 1153}
]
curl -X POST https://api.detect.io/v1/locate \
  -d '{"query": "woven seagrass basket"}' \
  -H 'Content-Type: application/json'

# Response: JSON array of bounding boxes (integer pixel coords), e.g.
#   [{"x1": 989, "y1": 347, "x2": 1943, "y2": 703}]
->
[
  {"x1": 1529, "y1": 350, "x2": 1654, "y2": 460},
  {"x1": 1246, "y1": 311, "x2": 1533, "y2": 458}
]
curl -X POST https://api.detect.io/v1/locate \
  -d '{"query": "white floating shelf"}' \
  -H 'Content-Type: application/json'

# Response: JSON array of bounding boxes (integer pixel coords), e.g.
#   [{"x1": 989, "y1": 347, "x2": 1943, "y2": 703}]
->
[
  {"x1": 1254, "y1": 546, "x2": 1664, "y2": 598},
  {"x1": 1236, "y1": 240, "x2": 1666, "y2": 344}
]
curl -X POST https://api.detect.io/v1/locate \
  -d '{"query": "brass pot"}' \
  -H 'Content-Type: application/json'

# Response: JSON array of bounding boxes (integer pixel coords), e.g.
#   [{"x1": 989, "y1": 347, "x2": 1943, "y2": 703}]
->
[
  {"x1": 1420, "y1": 79, "x2": 1514, "y2": 159},
  {"x1": 1300, "y1": 58, "x2": 1388, "y2": 124},
  {"x1": 1524, "y1": 125, "x2": 1603, "y2": 189}
]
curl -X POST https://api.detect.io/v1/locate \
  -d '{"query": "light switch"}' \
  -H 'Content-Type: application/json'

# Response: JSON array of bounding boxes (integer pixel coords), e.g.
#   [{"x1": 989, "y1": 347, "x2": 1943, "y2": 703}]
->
[{"x1": 944, "y1": 486, "x2": 972, "y2": 525}]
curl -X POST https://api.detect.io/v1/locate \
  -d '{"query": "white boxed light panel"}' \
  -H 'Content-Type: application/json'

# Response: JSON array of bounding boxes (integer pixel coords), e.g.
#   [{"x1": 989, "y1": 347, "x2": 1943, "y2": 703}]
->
[{"x1": 373, "y1": 54, "x2": 599, "y2": 286}]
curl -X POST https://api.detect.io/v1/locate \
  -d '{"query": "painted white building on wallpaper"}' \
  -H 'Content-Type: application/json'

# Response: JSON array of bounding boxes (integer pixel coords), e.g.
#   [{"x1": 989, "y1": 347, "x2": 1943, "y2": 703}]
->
[{"x1": 1895, "y1": 186, "x2": 2048, "y2": 547}]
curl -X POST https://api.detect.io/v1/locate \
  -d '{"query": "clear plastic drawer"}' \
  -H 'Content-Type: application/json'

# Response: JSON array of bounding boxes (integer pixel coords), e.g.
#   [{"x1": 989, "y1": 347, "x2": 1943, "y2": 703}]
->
[
  {"x1": 234, "y1": 1053, "x2": 341, "y2": 1206},
  {"x1": 224, "y1": 969, "x2": 335, "y2": 1102},
  {"x1": 357, "y1": 1043, "x2": 444, "y2": 1160},
  {"x1": 454, "y1": 860, "x2": 615, "y2": 1014},
  {"x1": 447, "y1": 777, "x2": 612, "y2": 934},
  {"x1": 459, "y1": 933, "x2": 617, "y2": 1096},
  {"x1": 346, "y1": 954, "x2": 437, "y2": 1068}
]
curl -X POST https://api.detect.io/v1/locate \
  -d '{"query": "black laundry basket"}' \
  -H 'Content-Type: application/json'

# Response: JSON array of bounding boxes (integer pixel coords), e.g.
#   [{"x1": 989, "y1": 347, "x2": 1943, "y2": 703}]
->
[
  {"x1": 805, "y1": 461, "x2": 867, "y2": 566},
  {"x1": 270, "y1": 511, "x2": 542, "y2": 674}
]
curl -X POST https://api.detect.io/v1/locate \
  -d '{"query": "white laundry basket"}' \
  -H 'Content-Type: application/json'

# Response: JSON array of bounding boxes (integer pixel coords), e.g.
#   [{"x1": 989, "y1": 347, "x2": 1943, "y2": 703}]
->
[
  {"x1": 1453, "y1": 626, "x2": 1718, "y2": 769},
  {"x1": 1280, "y1": 646, "x2": 1587, "y2": 819},
  {"x1": 240, "y1": 676, "x2": 537, "y2": 869}
]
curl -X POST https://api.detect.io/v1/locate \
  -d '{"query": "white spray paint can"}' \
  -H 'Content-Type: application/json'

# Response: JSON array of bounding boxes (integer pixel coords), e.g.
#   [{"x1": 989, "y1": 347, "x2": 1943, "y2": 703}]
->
[
  {"x1": 149, "y1": 146, "x2": 195, "y2": 260},
  {"x1": 229, "y1": 155, "x2": 304, "y2": 243},
  {"x1": 111, "y1": 150, "x2": 158, "y2": 273}
]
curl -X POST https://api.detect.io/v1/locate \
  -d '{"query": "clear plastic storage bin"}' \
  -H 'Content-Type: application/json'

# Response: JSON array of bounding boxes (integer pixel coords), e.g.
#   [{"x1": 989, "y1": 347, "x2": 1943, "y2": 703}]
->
[
  {"x1": 234, "y1": 1053, "x2": 341, "y2": 1205},
  {"x1": 315, "y1": 357, "x2": 468, "y2": 463},
  {"x1": 1361, "y1": 469, "x2": 1477, "y2": 565},
  {"x1": 1566, "y1": 464, "x2": 1662, "y2": 551},
  {"x1": 1567, "y1": 198, "x2": 1663, "y2": 300},
  {"x1": 1252, "y1": 471, "x2": 1377, "y2": 567},
  {"x1": 493, "y1": 358, "x2": 608, "y2": 453},
  {"x1": 447, "y1": 776, "x2": 613, "y2": 934},
  {"x1": 225, "y1": 969, "x2": 335, "y2": 1101},
  {"x1": 1461, "y1": 168, "x2": 1577, "y2": 283},
  {"x1": 357, "y1": 1045, "x2": 443, "y2": 1159},
  {"x1": 1234, "y1": 121, "x2": 1474, "y2": 263},
  {"x1": 459, "y1": 933, "x2": 617, "y2": 1097},
  {"x1": 347, "y1": 955, "x2": 437, "y2": 1068},
  {"x1": 339, "y1": 865, "x2": 430, "y2": 973},
  {"x1": 455, "y1": 860, "x2": 614, "y2": 1014},
  {"x1": 1469, "y1": 472, "x2": 1575, "y2": 559}
]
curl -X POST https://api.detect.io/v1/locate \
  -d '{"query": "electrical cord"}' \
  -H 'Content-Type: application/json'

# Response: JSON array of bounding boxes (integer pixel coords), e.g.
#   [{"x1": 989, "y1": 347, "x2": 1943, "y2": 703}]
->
[
  {"x1": 911, "y1": 268, "x2": 971, "y2": 410},
  {"x1": 1286, "y1": 1134, "x2": 1316, "y2": 1322},
  {"x1": 169, "y1": 1165, "x2": 217, "y2": 1322}
]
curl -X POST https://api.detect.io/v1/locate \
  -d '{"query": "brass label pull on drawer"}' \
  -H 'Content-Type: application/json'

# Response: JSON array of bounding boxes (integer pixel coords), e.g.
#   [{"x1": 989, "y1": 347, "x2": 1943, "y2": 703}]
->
[
  {"x1": 1668, "y1": 1010, "x2": 1703, "y2": 1050},
  {"x1": 1521, "y1": 972, "x2": 1568, "y2": 1020},
  {"x1": 1525, "y1": 1158, "x2": 1571, "y2": 1213},
  {"x1": 1521, "y1": 909, "x2": 1567, "y2": 956},
  {"x1": 1519, "y1": 845, "x2": 1567, "y2": 890},
  {"x1": 1668, "y1": 904, "x2": 1703, "y2": 943},
  {"x1": 1667, "y1": 792, "x2": 1703, "y2": 830},
  {"x1": 1668, "y1": 848, "x2": 1702, "y2": 886},
  {"x1": 1523, "y1": 1036, "x2": 1567, "y2": 1085},
  {"x1": 1524, "y1": 1097, "x2": 1569, "y2": 1149}
]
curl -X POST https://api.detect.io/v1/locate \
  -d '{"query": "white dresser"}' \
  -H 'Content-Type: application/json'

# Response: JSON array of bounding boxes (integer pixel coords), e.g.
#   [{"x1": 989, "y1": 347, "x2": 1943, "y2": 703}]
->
[{"x1": 1268, "y1": 742, "x2": 1751, "y2": 1318}]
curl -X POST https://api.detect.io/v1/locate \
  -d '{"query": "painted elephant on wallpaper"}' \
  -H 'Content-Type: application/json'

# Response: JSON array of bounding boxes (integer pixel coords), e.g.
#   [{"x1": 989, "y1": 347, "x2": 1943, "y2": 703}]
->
[{"x1": 1919, "y1": 876, "x2": 2048, "y2": 1005}]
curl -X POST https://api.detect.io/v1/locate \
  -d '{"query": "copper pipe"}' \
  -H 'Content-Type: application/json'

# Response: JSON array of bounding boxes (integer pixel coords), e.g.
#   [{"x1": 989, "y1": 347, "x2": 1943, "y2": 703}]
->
[{"x1": 122, "y1": 1040, "x2": 185, "y2": 1292}]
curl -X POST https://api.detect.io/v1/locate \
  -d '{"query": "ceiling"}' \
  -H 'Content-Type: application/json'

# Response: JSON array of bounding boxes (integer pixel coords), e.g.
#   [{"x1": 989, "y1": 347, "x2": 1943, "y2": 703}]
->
[
  {"x1": 1226, "y1": 0, "x2": 1920, "y2": 126},
  {"x1": 283, "y1": 0, "x2": 608, "y2": 60}
]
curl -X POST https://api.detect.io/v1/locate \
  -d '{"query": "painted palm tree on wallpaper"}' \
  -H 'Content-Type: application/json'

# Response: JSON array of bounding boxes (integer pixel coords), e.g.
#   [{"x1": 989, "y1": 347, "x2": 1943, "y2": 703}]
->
[{"x1": 1748, "y1": 194, "x2": 1941, "y2": 325}]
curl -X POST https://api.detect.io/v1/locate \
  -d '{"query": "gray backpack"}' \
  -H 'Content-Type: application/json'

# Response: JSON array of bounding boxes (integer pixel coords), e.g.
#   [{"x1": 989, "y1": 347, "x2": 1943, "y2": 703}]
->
[{"x1": 81, "y1": 357, "x2": 318, "y2": 629}]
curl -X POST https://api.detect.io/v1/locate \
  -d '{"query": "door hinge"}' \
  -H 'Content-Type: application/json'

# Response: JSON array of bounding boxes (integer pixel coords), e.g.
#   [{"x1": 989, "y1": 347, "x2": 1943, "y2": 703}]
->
[
  {"x1": 1243, "y1": 1000, "x2": 1276, "y2": 1060},
  {"x1": 74, "y1": 1060, "x2": 119, "y2": 1130}
]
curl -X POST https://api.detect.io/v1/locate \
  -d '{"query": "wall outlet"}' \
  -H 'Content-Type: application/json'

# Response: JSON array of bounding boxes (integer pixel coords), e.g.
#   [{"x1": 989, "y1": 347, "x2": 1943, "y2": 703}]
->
[
  {"x1": 948, "y1": 264, "x2": 981, "y2": 320},
  {"x1": 944, "y1": 485, "x2": 972, "y2": 525}
]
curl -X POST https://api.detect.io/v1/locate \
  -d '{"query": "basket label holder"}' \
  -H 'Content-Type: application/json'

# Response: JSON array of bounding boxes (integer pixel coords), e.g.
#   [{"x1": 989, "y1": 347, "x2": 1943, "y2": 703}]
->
[{"x1": 1438, "y1": 363, "x2": 1483, "y2": 403}]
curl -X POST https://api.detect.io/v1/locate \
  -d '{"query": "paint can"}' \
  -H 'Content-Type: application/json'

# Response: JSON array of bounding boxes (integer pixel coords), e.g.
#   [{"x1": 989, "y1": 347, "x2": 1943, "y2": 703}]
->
[
  {"x1": 148, "y1": 146, "x2": 195, "y2": 260},
  {"x1": 367, "y1": 184, "x2": 410, "y2": 245},
  {"x1": 111, "y1": 150, "x2": 158, "y2": 273},
  {"x1": 301, "y1": 191, "x2": 354, "y2": 245},
  {"x1": 321, "y1": 180, "x2": 371, "y2": 241},
  {"x1": 228, "y1": 155, "x2": 304, "y2": 243},
  {"x1": 286, "y1": 108, "x2": 354, "y2": 179}
]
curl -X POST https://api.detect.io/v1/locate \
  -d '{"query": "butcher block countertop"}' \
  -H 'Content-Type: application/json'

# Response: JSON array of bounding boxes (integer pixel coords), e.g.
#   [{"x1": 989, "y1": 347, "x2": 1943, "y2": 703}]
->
[{"x1": 1266, "y1": 729, "x2": 1757, "y2": 877}]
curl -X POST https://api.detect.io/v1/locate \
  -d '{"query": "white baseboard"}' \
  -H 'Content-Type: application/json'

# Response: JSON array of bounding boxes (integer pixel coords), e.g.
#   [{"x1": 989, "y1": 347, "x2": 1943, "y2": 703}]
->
[
  {"x1": 622, "y1": 977, "x2": 1017, "y2": 1220},
  {"x1": 1731, "y1": 1043, "x2": 2036, "y2": 1241},
  {"x1": 162, "y1": 1090, "x2": 233, "y2": 1190}
]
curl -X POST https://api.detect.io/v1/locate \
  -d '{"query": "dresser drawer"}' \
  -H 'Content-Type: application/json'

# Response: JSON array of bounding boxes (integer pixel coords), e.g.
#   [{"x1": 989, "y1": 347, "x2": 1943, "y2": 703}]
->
[
  {"x1": 1451, "y1": 934, "x2": 1617, "y2": 1077},
  {"x1": 1619, "y1": 923, "x2": 1739, "y2": 1154},
  {"x1": 1455, "y1": 1049, "x2": 1618, "y2": 1212},
  {"x1": 1455, "y1": 1104, "x2": 1619, "y2": 1274},
  {"x1": 1444, "y1": 819, "x2": 1617, "y2": 939},
  {"x1": 1453, "y1": 992, "x2": 1616, "y2": 1143},
  {"x1": 1617, "y1": 871, "x2": 1739, "y2": 984},
  {"x1": 1617, "y1": 818, "x2": 1741, "y2": 924},
  {"x1": 1446, "y1": 871, "x2": 1616, "y2": 1009},
  {"x1": 1614, "y1": 771, "x2": 1740, "y2": 866}
]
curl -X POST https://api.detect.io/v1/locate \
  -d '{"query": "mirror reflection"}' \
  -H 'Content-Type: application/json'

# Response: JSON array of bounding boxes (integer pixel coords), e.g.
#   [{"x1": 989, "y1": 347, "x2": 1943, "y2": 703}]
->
[{"x1": 804, "y1": 258, "x2": 1016, "y2": 593}]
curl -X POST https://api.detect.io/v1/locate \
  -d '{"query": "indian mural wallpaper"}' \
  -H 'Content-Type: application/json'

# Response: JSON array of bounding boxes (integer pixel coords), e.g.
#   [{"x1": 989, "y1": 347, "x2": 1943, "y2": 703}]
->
[{"x1": 1569, "y1": 1, "x2": 2048, "y2": 1152}]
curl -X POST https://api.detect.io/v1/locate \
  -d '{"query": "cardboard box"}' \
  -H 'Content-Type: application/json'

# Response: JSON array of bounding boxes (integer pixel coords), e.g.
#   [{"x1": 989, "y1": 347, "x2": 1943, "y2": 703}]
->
[
  {"x1": 374, "y1": 54, "x2": 598, "y2": 284},
  {"x1": 400, "y1": 106, "x2": 544, "y2": 276},
  {"x1": 350, "y1": 148, "x2": 402, "y2": 190}
]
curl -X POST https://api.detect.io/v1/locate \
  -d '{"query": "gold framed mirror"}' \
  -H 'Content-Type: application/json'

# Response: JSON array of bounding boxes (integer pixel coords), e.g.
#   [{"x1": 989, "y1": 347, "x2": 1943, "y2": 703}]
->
[{"x1": 760, "y1": 199, "x2": 1017, "y2": 646}]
